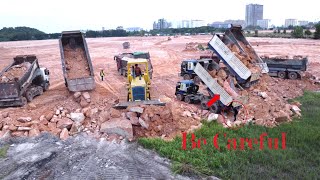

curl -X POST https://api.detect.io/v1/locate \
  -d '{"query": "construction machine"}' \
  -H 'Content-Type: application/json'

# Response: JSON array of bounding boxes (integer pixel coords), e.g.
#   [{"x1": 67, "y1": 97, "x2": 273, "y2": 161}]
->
[
  {"x1": 113, "y1": 58, "x2": 165, "y2": 109},
  {"x1": 0, "y1": 55, "x2": 50, "y2": 107}
]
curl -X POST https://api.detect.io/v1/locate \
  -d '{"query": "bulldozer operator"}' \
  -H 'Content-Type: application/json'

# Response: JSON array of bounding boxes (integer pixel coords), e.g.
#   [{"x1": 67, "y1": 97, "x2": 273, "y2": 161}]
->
[{"x1": 134, "y1": 64, "x2": 142, "y2": 77}]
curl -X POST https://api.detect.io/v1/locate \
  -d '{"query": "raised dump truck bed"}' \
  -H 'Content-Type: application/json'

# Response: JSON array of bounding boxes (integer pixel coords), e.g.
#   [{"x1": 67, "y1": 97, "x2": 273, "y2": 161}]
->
[
  {"x1": 59, "y1": 31, "x2": 95, "y2": 92},
  {"x1": 0, "y1": 55, "x2": 50, "y2": 107},
  {"x1": 225, "y1": 25, "x2": 269, "y2": 73},
  {"x1": 262, "y1": 57, "x2": 308, "y2": 79}
]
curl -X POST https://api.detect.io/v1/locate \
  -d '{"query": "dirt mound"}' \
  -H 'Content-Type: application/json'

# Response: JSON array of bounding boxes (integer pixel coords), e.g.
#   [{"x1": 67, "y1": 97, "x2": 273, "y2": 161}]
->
[
  {"x1": 64, "y1": 45, "x2": 91, "y2": 79},
  {"x1": 184, "y1": 42, "x2": 208, "y2": 52}
]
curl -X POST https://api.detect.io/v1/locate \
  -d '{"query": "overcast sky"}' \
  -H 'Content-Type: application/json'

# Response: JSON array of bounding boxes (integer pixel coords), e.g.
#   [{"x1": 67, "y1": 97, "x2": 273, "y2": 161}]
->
[{"x1": 0, "y1": 0, "x2": 319, "y2": 33}]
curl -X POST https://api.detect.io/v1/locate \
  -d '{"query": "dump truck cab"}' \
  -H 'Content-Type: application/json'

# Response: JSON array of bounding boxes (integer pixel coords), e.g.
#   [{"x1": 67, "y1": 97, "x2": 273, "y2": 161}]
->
[
  {"x1": 175, "y1": 80, "x2": 202, "y2": 104},
  {"x1": 180, "y1": 58, "x2": 219, "y2": 84}
]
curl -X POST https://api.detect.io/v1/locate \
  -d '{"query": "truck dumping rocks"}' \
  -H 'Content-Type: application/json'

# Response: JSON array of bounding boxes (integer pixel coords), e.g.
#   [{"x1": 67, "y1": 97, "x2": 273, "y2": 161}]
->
[{"x1": 64, "y1": 45, "x2": 91, "y2": 79}]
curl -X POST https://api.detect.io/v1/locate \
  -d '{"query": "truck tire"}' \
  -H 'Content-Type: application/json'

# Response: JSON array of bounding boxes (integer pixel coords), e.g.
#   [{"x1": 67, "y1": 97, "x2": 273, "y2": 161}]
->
[
  {"x1": 21, "y1": 97, "x2": 27, "y2": 106},
  {"x1": 209, "y1": 103, "x2": 219, "y2": 113},
  {"x1": 288, "y1": 72, "x2": 298, "y2": 80},
  {"x1": 193, "y1": 76, "x2": 201, "y2": 84},
  {"x1": 183, "y1": 74, "x2": 191, "y2": 80},
  {"x1": 26, "y1": 91, "x2": 33, "y2": 102},
  {"x1": 176, "y1": 94, "x2": 184, "y2": 101},
  {"x1": 43, "y1": 82, "x2": 49, "y2": 91},
  {"x1": 184, "y1": 96, "x2": 191, "y2": 104},
  {"x1": 118, "y1": 69, "x2": 123, "y2": 75},
  {"x1": 278, "y1": 71, "x2": 286, "y2": 79},
  {"x1": 201, "y1": 101, "x2": 209, "y2": 110}
]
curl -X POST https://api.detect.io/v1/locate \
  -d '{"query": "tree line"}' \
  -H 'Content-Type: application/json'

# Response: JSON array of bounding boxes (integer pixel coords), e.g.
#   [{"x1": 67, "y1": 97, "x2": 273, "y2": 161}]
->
[{"x1": 0, "y1": 24, "x2": 320, "y2": 42}]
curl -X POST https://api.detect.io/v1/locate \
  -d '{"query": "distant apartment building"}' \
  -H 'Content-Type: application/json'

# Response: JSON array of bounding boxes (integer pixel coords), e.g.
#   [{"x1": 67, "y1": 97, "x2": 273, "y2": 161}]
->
[
  {"x1": 298, "y1": 21, "x2": 309, "y2": 26},
  {"x1": 224, "y1": 20, "x2": 246, "y2": 27},
  {"x1": 126, "y1": 27, "x2": 143, "y2": 32},
  {"x1": 285, "y1": 19, "x2": 298, "y2": 27},
  {"x1": 245, "y1": 4, "x2": 263, "y2": 27},
  {"x1": 171, "y1": 20, "x2": 205, "y2": 28},
  {"x1": 116, "y1": 26, "x2": 124, "y2": 30},
  {"x1": 153, "y1": 18, "x2": 171, "y2": 30},
  {"x1": 257, "y1": 19, "x2": 271, "y2": 29},
  {"x1": 208, "y1": 22, "x2": 230, "y2": 29}
]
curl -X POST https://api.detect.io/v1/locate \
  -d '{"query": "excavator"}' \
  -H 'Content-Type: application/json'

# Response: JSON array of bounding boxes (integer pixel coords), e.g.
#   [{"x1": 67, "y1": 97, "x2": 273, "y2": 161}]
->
[{"x1": 113, "y1": 57, "x2": 165, "y2": 109}]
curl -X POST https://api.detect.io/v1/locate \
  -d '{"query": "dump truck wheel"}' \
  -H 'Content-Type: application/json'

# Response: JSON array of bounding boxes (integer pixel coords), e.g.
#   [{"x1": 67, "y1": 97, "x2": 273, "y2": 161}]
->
[
  {"x1": 176, "y1": 94, "x2": 184, "y2": 101},
  {"x1": 288, "y1": 72, "x2": 298, "y2": 80},
  {"x1": 183, "y1": 74, "x2": 191, "y2": 80},
  {"x1": 184, "y1": 96, "x2": 191, "y2": 104},
  {"x1": 43, "y1": 82, "x2": 49, "y2": 91},
  {"x1": 193, "y1": 76, "x2": 201, "y2": 84},
  {"x1": 209, "y1": 104, "x2": 219, "y2": 113},
  {"x1": 26, "y1": 91, "x2": 33, "y2": 102},
  {"x1": 201, "y1": 101, "x2": 209, "y2": 110},
  {"x1": 21, "y1": 97, "x2": 27, "y2": 106},
  {"x1": 278, "y1": 71, "x2": 286, "y2": 79}
]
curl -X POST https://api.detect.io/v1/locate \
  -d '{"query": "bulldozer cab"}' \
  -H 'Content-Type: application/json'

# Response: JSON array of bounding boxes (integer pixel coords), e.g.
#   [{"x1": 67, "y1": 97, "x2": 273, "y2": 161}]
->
[{"x1": 126, "y1": 58, "x2": 149, "y2": 83}]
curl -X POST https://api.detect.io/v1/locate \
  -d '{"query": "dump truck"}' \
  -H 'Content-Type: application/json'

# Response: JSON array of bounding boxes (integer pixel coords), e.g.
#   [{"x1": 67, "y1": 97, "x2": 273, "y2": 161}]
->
[
  {"x1": 0, "y1": 55, "x2": 50, "y2": 107},
  {"x1": 176, "y1": 62, "x2": 248, "y2": 114},
  {"x1": 114, "y1": 58, "x2": 165, "y2": 109},
  {"x1": 261, "y1": 57, "x2": 308, "y2": 79},
  {"x1": 59, "y1": 31, "x2": 95, "y2": 92},
  {"x1": 207, "y1": 25, "x2": 268, "y2": 87},
  {"x1": 114, "y1": 52, "x2": 153, "y2": 78},
  {"x1": 179, "y1": 58, "x2": 220, "y2": 84}
]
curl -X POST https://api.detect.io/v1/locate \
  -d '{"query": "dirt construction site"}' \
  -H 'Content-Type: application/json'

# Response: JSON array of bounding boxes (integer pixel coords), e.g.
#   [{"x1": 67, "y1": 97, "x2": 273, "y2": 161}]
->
[{"x1": 0, "y1": 35, "x2": 320, "y2": 141}]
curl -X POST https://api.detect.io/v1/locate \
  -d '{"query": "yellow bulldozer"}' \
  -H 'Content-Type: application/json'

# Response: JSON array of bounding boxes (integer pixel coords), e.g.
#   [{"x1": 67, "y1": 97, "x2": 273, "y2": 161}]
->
[{"x1": 114, "y1": 57, "x2": 165, "y2": 108}]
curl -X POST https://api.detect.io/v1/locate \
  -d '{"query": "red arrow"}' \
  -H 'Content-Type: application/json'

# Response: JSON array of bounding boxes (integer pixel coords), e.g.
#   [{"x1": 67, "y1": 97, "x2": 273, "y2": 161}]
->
[{"x1": 207, "y1": 94, "x2": 220, "y2": 107}]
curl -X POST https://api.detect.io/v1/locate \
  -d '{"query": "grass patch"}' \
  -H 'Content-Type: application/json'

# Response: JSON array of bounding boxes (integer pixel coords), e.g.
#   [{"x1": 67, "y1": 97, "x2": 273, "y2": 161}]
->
[
  {"x1": 139, "y1": 91, "x2": 320, "y2": 179},
  {"x1": 0, "y1": 145, "x2": 9, "y2": 158}
]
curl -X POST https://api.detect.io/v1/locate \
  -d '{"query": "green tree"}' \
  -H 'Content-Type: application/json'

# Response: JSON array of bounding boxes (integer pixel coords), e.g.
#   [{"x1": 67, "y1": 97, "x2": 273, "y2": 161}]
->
[
  {"x1": 277, "y1": 29, "x2": 281, "y2": 33},
  {"x1": 283, "y1": 29, "x2": 287, "y2": 34},
  {"x1": 254, "y1": 30, "x2": 258, "y2": 37},
  {"x1": 314, "y1": 23, "x2": 320, "y2": 39},
  {"x1": 292, "y1": 26, "x2": 304, "y2": 38},
  {"x1": 305, "y1": 29, "x2": 312, "y2": 36}
]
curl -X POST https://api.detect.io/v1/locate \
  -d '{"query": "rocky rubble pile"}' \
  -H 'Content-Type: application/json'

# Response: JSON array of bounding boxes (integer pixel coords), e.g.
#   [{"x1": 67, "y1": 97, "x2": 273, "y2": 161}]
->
[{"x1": 0, "y1": 62, "x2": 31, "y2": 82}]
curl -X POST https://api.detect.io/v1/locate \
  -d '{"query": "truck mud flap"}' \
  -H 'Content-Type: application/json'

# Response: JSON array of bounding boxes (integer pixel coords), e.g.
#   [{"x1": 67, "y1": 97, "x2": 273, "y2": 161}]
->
[
  {"x1": 208, "y1": 35, "x2": 252, "y2": 81},
  {"x1": 113, "y1": 100, "x2": 166, "y2": 109},
  {"x1": 67, "y1": 77, "x2": 95, "y2": 92}
]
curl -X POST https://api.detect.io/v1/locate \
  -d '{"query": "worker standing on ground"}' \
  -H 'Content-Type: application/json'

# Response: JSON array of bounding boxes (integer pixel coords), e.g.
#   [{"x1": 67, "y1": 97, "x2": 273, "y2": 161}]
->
[
  {"x1": 100, "y1": 69, "x2": 105, "y2": 81},
  {"x1": 134, "y1": 64, "x2": 142, "y2": 77}
]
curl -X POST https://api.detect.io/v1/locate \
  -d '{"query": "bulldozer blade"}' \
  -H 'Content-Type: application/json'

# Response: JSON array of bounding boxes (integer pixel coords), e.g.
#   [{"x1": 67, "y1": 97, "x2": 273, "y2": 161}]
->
[{"x1": 113, "y1": 100, "x2": 166, "y2": 109}]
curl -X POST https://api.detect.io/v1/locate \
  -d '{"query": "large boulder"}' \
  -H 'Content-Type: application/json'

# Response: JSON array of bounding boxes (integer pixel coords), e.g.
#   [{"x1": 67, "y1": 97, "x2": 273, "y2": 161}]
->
[
  {"x1": 138, "y1": 118, "x2": 149, "y2": 129},
  {"x1": 129, "y1": 107, "x2": 144, "y2": 114},
  {"x1": 60, "y1": 128, "x2": 69, "y2": 140},
  {"x1": 57, "y1": 118, "x2": 74, "y2": 129},
  {"x1": 100, "y1": 118, "x2": 133, "y2": 140},
  {"x1": 70, "y1": 113, "x2": 85, "y2": 123}
]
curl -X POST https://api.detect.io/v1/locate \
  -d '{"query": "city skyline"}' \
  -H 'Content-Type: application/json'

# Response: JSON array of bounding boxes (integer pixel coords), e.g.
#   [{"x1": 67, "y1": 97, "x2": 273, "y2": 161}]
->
[{"x1": 0, "y1": 0, "x2": 319, "y2": 33}]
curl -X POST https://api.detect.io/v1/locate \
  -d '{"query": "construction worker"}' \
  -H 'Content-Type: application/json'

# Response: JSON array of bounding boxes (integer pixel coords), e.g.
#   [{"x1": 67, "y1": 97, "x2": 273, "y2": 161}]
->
[
  {"x1": 100, "y1": 69, "x2": 105, "y2": 81},
  {"x1": 134, "y1": 64, "x2": 142, "y2": 77}
]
